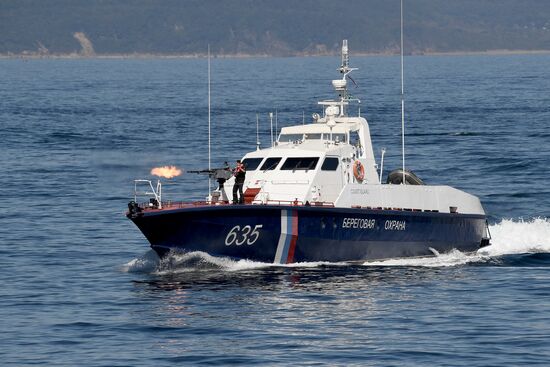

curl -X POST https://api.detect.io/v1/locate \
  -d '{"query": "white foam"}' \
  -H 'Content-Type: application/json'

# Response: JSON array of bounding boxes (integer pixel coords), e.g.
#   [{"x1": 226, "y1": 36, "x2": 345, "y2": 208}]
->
[
  {"x1": 121, "y1": 249, "x2": 161, "y2": 273},
  {"x1": 363, "y1": 249, "x2": 490, "y2": 267},
  {"x1": 153, "y1": 251, "x2": 348, "y2": 274},
  {"x1": 122, "y1": 249, "x2": 348, "y2": 274},
  {"x1": 480, "y1": 217, "x2": 550, "y2": 256},
  {"x1": 154, "y1": 251, "x2": 274, "y2": 274},
  {"x1": 364, "y1": 217, "x2": 550, "y2": 267}
]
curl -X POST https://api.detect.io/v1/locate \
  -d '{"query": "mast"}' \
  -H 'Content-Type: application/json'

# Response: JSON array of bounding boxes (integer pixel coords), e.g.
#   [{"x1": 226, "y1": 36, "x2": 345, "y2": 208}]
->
[
  {"x1": 401, "y1": 0, "x2": 406, "y2": 184},
  {"x1": 256, "y1": 113, "x2": 260, "y2": 150},
  {"x1": 208, "y1": 44, "x2": 212, "y2": 196},
  {"x1": 325, "y1": 40, "x2": 359, "y2": 118},
  {"x1": 270, "y1": 112, "x2": 274, "y2": 147},
  {"x1": 275, "y1": 109, "x2": 278, "y2": 140}
]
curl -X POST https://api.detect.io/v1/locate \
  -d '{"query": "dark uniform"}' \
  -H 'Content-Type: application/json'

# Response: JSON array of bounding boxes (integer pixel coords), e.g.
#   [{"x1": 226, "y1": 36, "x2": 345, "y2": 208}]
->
[{"x1": 232, "y1": 160, "x2": 246, "y2": 204}]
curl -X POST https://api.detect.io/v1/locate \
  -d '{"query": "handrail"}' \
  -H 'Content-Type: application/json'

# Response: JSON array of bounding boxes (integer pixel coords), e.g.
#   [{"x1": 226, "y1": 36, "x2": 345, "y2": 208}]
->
[
  {"x1": 134, "y1": 179, "x2": 162, "y2": 209},
  {"x1": 135, "y1": 199, "x2": 336, "y2": 211},
  {"x1": 134, "y1": 200, "x2": 448, "y2": 213}
]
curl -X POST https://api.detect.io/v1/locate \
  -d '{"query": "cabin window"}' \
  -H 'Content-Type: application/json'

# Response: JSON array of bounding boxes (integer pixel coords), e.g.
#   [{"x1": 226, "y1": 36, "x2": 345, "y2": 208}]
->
[
  {"x1": 242, "y1": 158, "x2": 263, "y2": 171},
  {"x1": 321, "y1": 157, "x2": 339, "y2": 171},
  {"x1": 350, "y1": 131, "x2": 360, "y2": 147},
  {"x1": 328, "y1": 133, "x2": 347, "y2": 143},
  {"x1": 281, "y1": 157, "x2": 319, "y2": 171},
  {"x1": 260, "y1": 157, "x2": 281, "y2": 170},
  {"x1": 304, "y1": 133, "x2": 322, "y2": 140},
  {"x1": 278, "y1": 134, "x2": 303, "y2": 142}
]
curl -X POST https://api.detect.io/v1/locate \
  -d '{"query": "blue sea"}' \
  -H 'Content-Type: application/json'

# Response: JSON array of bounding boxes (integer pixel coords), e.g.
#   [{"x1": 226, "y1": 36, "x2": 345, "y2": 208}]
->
[{"x1": 1, "y1": 54, "x2": 550, "y2": 366}]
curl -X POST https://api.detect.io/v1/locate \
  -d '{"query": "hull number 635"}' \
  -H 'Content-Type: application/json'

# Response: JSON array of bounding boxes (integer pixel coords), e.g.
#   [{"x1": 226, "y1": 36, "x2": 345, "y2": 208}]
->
[{"x1": 225, "y1": 225, "x2": 263, "y2": 246}]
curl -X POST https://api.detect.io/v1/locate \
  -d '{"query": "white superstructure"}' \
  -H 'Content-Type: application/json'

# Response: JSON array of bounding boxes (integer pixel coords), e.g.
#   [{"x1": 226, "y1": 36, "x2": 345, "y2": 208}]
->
[{"x1": 218, "y1": 41, "x2": 484, "y2": 216}]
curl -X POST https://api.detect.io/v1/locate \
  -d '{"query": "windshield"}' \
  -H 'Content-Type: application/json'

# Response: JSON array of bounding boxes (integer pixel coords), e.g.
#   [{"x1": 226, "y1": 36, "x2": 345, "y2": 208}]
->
[
  {"x1": 242, "y1": 158, "x2": 263, "y2": 171},
  {"x1": 281, "y1": 157, "x2": 319, "y2": 171},
  {"x1": 321, "y1": 157, "x2": 339, "y2": 171},
  {"x1": 327, "y1": 133, "x2": 347, "y2": 143},
  {"x1": 304, "y1": 133, "x2": 322, "y2": 140},
  {"x1": 260, "y1": 157, "x2": 282, "y2": 171},
  {"x1": 278, "y1": 134, "x2": 303, "y2": 142}
]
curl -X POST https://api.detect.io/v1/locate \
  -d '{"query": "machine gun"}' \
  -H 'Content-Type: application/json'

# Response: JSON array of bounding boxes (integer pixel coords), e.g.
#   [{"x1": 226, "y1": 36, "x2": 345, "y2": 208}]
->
[
  {"x1": 187, "y1": 168, "x2": 215, "y2": 177},
  {"x1": 188, "y1": 167, "x2": 233, "y2": 180},
  {"x1": 189, "y1": 167, "x2": 233, "y2": 202}
]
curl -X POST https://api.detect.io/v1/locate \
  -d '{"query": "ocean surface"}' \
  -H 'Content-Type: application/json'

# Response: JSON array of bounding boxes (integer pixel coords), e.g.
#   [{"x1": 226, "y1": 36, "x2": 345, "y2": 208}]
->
[{"x1": 1, "y1": 54, "x2": 550, "y2": 366}]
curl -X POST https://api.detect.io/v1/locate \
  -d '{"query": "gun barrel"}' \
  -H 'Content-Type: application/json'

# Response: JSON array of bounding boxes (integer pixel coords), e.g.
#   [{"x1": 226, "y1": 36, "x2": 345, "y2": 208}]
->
[
  {"x1": 188, "y1": 168, "x2": 232, "y2": 179},
  {"x1": 188, "y1": 169, "x2": 213, "y2": 173}
]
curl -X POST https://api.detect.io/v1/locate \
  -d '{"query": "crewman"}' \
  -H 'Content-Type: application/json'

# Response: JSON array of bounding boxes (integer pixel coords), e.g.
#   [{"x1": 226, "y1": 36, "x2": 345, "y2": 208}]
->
[{"x1": 232, "y1": 160, "x2": 246, "y2": 204}]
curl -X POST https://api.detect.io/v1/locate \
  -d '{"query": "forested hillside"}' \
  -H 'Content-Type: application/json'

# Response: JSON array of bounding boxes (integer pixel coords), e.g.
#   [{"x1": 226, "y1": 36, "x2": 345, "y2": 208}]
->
[{"x1": 1, "y1": 0, "x2": 550, "y2": 56}]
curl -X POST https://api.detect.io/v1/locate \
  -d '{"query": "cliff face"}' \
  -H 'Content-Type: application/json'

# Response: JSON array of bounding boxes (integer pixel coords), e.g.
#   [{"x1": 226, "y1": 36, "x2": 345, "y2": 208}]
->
[{"x1": 1, "y1": 0, "x2": 550, "y2": 56}]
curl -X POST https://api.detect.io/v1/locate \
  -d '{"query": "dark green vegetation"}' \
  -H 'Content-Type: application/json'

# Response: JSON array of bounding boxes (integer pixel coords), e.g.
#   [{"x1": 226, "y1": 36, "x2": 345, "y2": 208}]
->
[{"x1": 2, "y1": 0, "x2": 550, "y2": 56}]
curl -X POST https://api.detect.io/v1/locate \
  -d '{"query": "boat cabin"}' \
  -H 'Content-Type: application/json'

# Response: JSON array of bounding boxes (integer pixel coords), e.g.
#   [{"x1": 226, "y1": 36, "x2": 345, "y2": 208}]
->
[{"x1": 220, "y1": 112, "x2": 380, "y2": 205}]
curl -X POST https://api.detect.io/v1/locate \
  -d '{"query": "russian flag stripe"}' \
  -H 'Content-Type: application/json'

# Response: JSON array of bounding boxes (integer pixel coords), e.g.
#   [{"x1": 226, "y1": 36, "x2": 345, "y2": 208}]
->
[
  {"x1": 274, "y1": 209, "x2": 299, "y2": 264},
  {"x1": 286, "y1": 211, "x2": 298, "y2": 263}
]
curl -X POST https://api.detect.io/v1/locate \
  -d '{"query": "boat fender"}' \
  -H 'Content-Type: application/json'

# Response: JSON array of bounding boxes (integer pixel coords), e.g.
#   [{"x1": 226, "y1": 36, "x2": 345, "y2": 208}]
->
[
  {"x1": 386, "y1": 169, "x2": 425, "y2": 185},
  {"x1": 353, "y1": 160, "x2": 365, "y2": 182}
]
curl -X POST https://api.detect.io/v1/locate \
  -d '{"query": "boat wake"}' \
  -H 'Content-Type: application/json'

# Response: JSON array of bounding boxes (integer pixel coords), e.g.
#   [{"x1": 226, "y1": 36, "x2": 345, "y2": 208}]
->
[
  {"x1": 481, "y1": 217, "x2": 550, "y2": 256},
  {"x1": 123, "y1": 217, "x2": 550, "y2": 273},
  {"x1": 122, "y1": 249, "x2": 341, "y2": 274},
  {"x1": 365, "y1": 217, "x2": 550, "y2": 267},
  {"x1": 363, "y1": 248, "x2": 490, "y2": 267},
  {"x1": 154, "y1": 251, "x2": 274, "y2": 274}
]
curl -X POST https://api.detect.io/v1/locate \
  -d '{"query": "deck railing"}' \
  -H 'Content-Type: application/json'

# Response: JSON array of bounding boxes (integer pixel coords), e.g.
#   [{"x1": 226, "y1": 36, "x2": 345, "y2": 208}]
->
[
  {"x1": 134, "y1": 200, "x2": 444, "y2": 214},
  {"x1": 136, "y1": 199, "x2": 336, "y2": 211}
]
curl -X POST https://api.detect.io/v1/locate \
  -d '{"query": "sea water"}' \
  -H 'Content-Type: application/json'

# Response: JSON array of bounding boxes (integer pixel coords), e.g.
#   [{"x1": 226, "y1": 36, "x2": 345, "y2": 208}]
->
[{"x1": 1, "y1": 55, "x2": 549, "y2": 365}]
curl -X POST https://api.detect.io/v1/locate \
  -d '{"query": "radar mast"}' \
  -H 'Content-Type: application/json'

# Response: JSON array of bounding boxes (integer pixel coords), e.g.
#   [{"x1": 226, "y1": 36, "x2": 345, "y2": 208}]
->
[{"x1": 319, "y1": 40, "x2": 360, "y2": 117}]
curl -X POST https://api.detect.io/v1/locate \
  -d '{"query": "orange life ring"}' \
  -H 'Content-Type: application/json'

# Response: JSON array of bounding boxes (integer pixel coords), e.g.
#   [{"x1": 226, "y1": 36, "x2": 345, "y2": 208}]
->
[{"x1": 353, "y1": 160, "x2": 365, "y2": 182}]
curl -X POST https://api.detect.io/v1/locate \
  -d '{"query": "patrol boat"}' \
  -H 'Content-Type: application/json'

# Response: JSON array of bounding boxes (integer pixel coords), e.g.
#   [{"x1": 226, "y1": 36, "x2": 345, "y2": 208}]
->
[{"x1": 127, "y1": 40, "x2": 490, "y2": 263}]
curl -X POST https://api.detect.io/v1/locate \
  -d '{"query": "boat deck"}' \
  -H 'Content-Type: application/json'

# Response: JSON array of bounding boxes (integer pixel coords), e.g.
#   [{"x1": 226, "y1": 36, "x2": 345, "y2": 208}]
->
[
  {"x1": 135, "y1": 199, "x2": 335, "y2": 212},
  {"x1": 131, "y1": 200, "x2": 447, "y2": 214}
]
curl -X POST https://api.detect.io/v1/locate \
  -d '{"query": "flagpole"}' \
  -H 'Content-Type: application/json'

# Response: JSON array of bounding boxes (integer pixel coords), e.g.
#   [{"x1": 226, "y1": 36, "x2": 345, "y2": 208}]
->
[
  {"x1": 400, "y1": 0, "x2": 406, "y2": 185},
  {"x1": 208, "y1": 45, "x2": 212, "y2": 198}
]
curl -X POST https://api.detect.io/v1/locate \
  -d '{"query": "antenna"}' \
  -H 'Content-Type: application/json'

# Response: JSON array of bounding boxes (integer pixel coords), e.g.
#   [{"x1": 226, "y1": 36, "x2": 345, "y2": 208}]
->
[
  {"x1": 379, "y1": 148, "x2": 386, "y2": 184},
  {"x1": 400, "y1": 0, "x2": 406, "y2": 184},
  {"x1": 208, "y1": 44, "x2": 212, "y2": 197},
  {"x1": 269, "y1": 112, "x2": 274, "y2": 147},
  {"x1": 331, "y1": 40, "x2": 359, "y2": 117},
  {"x1": 342, "y1": 39, "x2": 349, "y2": 69},
  {"x1": 256, "y1": 113, "x2": 260, "y2": 150},
  {"x1": 275, "y1": 109, "x2": 278, "y2": 141}
]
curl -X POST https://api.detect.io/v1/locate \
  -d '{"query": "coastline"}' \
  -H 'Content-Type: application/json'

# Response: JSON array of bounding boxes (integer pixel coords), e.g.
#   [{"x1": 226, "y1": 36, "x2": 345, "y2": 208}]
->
[{"x1": 1, "y1": 49, "x2": 550, "y2": 60}]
